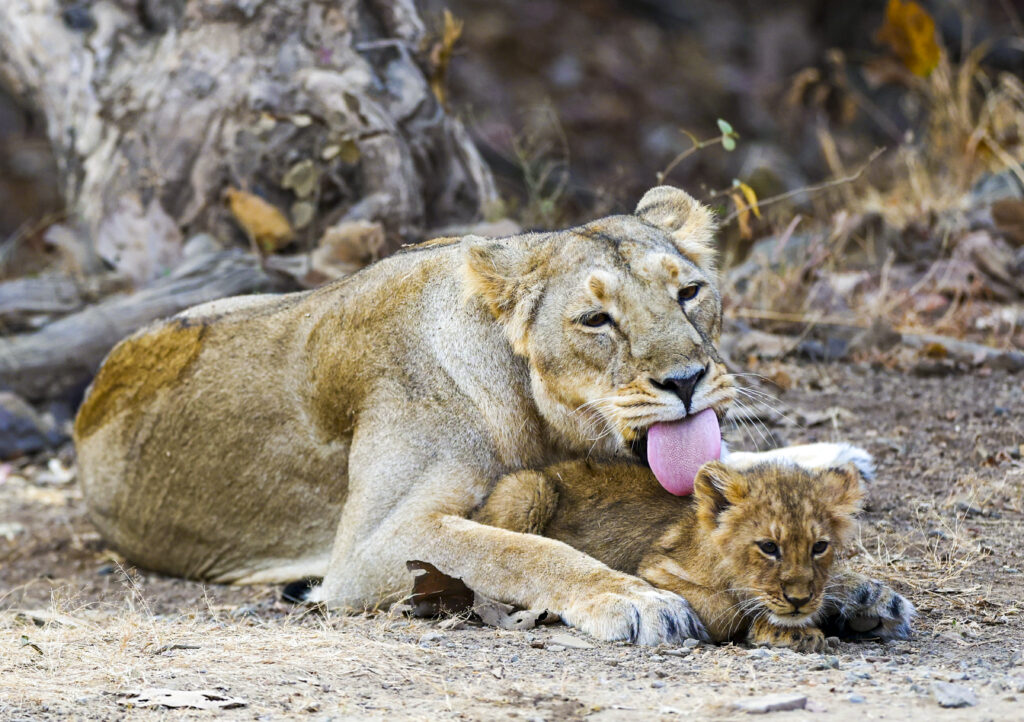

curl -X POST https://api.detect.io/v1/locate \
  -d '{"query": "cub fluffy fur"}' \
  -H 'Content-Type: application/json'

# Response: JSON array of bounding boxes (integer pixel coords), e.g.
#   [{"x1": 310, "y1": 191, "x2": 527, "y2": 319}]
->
[
  {"x1": 74, "y1": 186, "x2": 735, "y2": 645},
  {"x1": 475, "y1": 450, "x2": 914, "y2": 651}
]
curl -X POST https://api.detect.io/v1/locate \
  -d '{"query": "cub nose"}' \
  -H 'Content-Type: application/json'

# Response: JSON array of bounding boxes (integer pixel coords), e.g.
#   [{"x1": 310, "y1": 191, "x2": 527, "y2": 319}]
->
[
  {"x1": 784, "y1": 592, "x2": 812, "y2": 610},
  {"x1": 652, "y1": 366, "x2": 706, "y2": 411}
]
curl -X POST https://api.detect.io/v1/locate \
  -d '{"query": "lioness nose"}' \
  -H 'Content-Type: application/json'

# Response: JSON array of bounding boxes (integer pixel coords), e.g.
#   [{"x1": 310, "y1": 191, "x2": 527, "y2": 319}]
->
[
  {"x1": 653, "y1": 366, "x2": 706, "y2": 411},
  {"x1": 784, "y1": 592, "x2": 812, "y2": 610}
]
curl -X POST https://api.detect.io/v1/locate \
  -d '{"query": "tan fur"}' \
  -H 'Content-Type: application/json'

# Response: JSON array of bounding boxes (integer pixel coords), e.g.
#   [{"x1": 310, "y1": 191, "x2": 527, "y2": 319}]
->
[
  {"x1": 476, "y1": 459, "x2": 875, "y2": 651},
  {"x1": 74, "y1": 187, "x2": 735, "y2": 644}
]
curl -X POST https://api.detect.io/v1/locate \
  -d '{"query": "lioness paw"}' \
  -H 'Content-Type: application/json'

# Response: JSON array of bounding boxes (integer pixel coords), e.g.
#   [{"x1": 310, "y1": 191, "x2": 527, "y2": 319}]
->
[
  {"x1": 561, "y1": 587, "x2": 708, "y2": 646},
  {"x1": 828, "y1": 577, "x2": 915, "y2": 641}
]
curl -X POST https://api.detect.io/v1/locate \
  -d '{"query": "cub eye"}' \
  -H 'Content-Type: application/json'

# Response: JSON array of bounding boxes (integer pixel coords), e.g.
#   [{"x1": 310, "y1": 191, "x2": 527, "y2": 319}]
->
[
  {"x1": 580, "y1": 312, "x2": 612, "y2": 328},
  {"x1": 757, "y1": 541, "x2": 780, "y2": 557},
  {"x1": 677, "y1": 284, "x2": 702, "y2": 303},
  {"x1": 812, "y1": 540, "x2": 829, "y2": 555}
]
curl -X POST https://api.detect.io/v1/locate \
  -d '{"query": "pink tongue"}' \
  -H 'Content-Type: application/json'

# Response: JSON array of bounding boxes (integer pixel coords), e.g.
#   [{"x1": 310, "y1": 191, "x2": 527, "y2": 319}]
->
[{"x1": 647, "y1": 408, "x2": 722, "y2": 496}]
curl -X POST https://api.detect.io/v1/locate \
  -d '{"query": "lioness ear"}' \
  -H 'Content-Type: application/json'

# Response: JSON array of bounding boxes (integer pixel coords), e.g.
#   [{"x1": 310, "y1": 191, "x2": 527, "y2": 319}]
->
[
  {"x1": 635, "y1": 186, "x2": 718, "y2": 274},
  {"x1": 462, "y1": 234, "x2": 546, "y2": 353},
  {"x1": 694, "y1": 461, "x2": 747, "y2": 527}
]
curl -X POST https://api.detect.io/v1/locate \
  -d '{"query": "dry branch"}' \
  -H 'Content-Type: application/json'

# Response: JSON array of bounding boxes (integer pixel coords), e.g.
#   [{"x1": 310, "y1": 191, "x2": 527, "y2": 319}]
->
[{"x1": 0, "y1": 250, "x2": 288, "y2": 401}]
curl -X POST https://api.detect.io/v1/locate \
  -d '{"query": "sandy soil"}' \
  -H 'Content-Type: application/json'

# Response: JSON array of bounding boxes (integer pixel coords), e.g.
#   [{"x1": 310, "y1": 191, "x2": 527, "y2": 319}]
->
[{"x1": 2, "y1": 362, "x2": 1023, "y2": 720}]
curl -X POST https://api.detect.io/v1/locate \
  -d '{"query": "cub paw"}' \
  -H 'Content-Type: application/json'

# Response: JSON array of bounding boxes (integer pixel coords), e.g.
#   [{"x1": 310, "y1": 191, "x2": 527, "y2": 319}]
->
[
  {"x1": 748, "y1": 618, "x2": 827, "y2": 653},
  {"x1": 827, "y1": 577, "x2": 915, "y2": 641},
  {"x1": 561, "y1": 585, "x2": 708, "y2": 646}
]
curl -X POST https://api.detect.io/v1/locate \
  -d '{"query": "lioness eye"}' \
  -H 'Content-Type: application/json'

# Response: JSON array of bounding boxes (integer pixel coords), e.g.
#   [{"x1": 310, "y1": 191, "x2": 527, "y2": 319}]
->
[
  {"x1": 580, "y1": 312, "x2": 612, "y2": 328},
  {"x1": 757, "y1": 541, "x2": 780, "y2": 557},
  {"x1": 812, "y1": 540, "x2": 829, "y2": 555},
  {"x1": 677, "y1": 284, "x2": 701, "y2": 303}
]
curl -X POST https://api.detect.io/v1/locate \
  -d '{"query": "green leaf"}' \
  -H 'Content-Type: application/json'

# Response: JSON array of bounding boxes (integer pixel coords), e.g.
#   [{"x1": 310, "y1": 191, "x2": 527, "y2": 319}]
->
[
  {"x1": 717, "y1": 119, "x2": 734, "y2": 136},
  {"x1": 722, "y1": 136, "x2": 736, "y2": 152}
]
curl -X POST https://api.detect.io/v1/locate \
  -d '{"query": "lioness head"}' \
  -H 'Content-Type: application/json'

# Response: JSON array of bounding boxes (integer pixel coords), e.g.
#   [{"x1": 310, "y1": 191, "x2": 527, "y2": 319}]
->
[
  {"x1": 693, "y1": 460, "x2": 865, "y2": 626},
  {"x1": 462, "y1": 186, "x2": 735, "y2": 458}
]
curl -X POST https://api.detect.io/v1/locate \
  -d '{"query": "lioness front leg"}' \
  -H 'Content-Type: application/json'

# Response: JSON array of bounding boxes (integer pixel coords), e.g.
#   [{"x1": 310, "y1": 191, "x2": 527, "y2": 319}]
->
[
  {"x1": 328, "y1": 508, "x2": 705, "y2": 644},
  {"x1": 747, "y1": 616, "x2": 827, "y2": 653}
]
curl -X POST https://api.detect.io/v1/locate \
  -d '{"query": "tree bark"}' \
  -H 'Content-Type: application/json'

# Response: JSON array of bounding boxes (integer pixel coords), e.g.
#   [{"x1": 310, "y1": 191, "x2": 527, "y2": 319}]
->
[
  {"x1": 0, "y1": 0, "x2": 497, "y2": 405},
  {"x1": 0, "y1": 0, "x2": 496, "y2": 283}
]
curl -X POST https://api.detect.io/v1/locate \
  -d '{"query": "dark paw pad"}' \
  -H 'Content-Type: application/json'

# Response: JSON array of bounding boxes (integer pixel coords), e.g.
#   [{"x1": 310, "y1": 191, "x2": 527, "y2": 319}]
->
[{"x1": 281, "y1": 577, "x2": 320, "y2": 604}]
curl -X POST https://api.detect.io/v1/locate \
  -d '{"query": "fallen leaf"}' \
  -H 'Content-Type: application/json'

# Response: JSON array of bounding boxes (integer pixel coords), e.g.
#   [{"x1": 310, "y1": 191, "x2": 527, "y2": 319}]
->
[
  {"x1": 734, "y1": 180, "x2": 762, "y2": 219},
  {"x1": 225, "y1": 188, "x2": 294, "y2": 254},
  {"x1": 730, "y1": 191, "x2": 753, "y2": 240},
  {"x1": 118, "y1": 689, "x2": 246, "y2": 710},
  {"x1": 991, "y1": 199, "x2": 1024, "y2": 247},
  {"x1": 281, "y1": 159, "x2": 319, "y2": 199},
  {"x1": 429, "y1": 10, "x2": 464, "y2": 106},
  {"x1": 876, "y1": 0, "x2": 941, "y2": 77},
  {"x1": 473, "y1": 597, "x2": 558, "y2": 630},
  {"x1": 405, "y1": 560, "x2": 559, "y2": 630},
  {"x1": 406, "y1": 560, "x2": 475, "y2": 617}
]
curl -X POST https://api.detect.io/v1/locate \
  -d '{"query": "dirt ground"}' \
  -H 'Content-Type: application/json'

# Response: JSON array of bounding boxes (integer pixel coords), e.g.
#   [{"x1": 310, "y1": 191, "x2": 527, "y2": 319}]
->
[{"x1": 2, "y1": 362, "x2": 1023, "y2": 720}]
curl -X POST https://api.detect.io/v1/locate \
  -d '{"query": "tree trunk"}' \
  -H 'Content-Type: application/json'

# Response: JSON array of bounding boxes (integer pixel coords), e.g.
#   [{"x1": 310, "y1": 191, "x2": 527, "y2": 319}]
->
[
  {"x1": 0, "y1": 0, "x2": 496, "y2": 405},
  {"x1": 0, "y1": 0, "x2": 496, "y2": 282}
]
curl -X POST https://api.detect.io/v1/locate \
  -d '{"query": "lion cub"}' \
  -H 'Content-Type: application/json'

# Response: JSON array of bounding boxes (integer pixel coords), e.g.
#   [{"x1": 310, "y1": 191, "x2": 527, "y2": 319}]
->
[{"x1": 474, "y1": 456, "x2": 913, "y2": 651}]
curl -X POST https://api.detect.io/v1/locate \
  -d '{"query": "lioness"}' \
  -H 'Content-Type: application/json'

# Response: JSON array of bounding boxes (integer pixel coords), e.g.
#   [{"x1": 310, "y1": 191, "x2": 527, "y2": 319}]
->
[
  {"x1": 75, "y1": 186, "x2": 736, "y2": 644},
  {"x1": 474, "y1": 447, "x2": 914, "y2": 651}
]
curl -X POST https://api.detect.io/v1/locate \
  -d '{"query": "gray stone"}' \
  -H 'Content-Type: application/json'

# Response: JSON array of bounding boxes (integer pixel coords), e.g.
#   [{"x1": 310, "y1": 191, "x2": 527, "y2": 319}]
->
[
  {"x1": 683, "y1": 638, "x2": 700, "y2": 649},
  {"x1": 0, "y1": 392, "x2": 65, "y2": 459},
  {"x1": 732, "y1": 694, "x2": 807, "y2": 714},
  {"x1": 546, "y1": 633, "x2": 595, "y2": 650},
  {"x1": 932, "y1": 682, "x2": 978, "y2": 708}
]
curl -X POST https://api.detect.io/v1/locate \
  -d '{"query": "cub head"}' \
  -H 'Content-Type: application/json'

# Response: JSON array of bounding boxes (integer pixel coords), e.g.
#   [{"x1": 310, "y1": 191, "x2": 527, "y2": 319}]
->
[
  {"x1": 461, "y1": 186, "x2": 735, "y2": 459},
  {"x1": 693, "y1": 460, "x2": 866, "y2": 626}
]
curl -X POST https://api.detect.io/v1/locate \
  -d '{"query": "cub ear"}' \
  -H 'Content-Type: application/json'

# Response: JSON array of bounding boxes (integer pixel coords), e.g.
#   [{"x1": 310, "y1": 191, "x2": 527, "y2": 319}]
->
[
  {"x1": 822, "y1": 462, "x2": 866, "y2": 517},
  {"x1": 694, "y1": 461, "x2": 748, "y2": 527},
  {"x1": 635, "y1": 186, "x2": 718, "y2": 273},
  {"x1": 462, "y1": 234, "x2": 546, "y2": 352}
]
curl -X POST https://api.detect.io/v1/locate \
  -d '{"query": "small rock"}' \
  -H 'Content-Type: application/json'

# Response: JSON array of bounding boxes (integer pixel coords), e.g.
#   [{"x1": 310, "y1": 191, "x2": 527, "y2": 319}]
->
[
  {"x1": 732, "y1": 693, "x2": 807, "y2": 714},
  {"x1": 664, "y1": 648, "x2": 690, "y2": 658},
  {"x1": 812, "y1": 655, "x2": 840, "y2": 670},
  {"x1": 683, "y1": 638, "x2": 701, "y2": 649},
  {"x1": 0, "y1": 392, "x2": 65, "y2": 459},
  {"x1": 932, "y1": 682, "x2": 978, "y2": 708},
  {"x1": 652, "y1": 680, "x2": 665, "y2": 688},
  {"x1": 419, "y1": 631, "x2": 444, "y2": 645},
  {"x1": 547, "y1": 633, "x2": 595, "y2": 650},
  {"x1": 747, "y1": 648, "x2": 772, "y2": 659},
  {"x1": 545, "y1": 644, "x2": 566, "y2": 652},
  {"x1": 848, "y1": 694, "x2": 866, "y2": 704}
]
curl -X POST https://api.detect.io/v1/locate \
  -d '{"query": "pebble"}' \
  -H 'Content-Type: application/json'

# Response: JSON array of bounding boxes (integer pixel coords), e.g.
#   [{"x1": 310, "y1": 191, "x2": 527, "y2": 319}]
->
[
  {"x1": 547, "y1": 633, "x2": 595, "y2": 650},
  {"x1": 419, "y1": 632, "x2": 444, "y2": 645},
  {"x1": 747, "y1": 648, "x2": 772, "y2": 659},
  {"x1": 664, "y1": 648, "x2": 690, "y2": 658},
  {"x1": 683, "y1": 638, "x2": 701, "y2": 649},
  {"x1": 932, "y1": 681, "x2": 978, "y2": 708},
  {"x1": 813, "y1": 655, "x2": 840, "y2": 670},
  {"x1": 848, "y1": 694, "x2": 866, "y2": 704},
  {"x1": 651, "y1": 680, "x2": 665, "y2": 688},
  {"x1": 731, "y1": 693, "x2": 807, "y2": 714}
]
